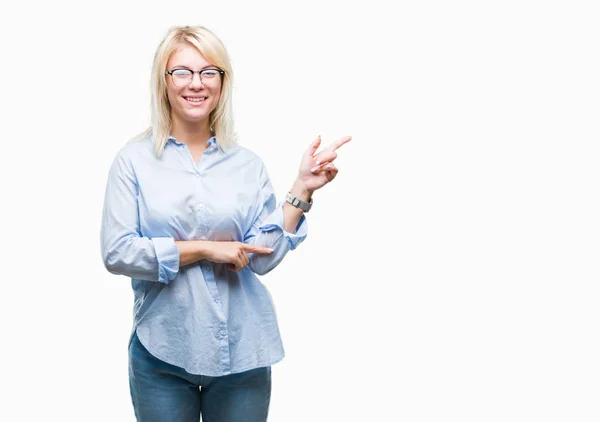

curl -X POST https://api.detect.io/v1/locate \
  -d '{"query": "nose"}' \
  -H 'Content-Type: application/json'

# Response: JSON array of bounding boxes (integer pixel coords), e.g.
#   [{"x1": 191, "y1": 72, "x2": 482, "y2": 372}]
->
[{"x1": 189, "y1": 71, "x2": 204, "y2": 89}]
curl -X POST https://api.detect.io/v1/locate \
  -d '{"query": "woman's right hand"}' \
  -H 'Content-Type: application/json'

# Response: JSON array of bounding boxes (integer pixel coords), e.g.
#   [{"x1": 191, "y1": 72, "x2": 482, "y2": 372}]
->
[{"x1": 204, "y1": 242, "x2": 273, "y2": 271}]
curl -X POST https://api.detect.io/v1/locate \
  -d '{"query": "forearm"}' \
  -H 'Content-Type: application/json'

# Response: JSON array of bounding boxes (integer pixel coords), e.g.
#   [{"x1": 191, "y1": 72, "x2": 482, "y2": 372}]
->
[
  {"x1": 102, "y1": 235, "x2": 179, "y2": 283},
  {"x1": 247, "y1": 179, "x2": 309, "y2": 275},
  {"x1": 175, "y1": 240, "x2": 211, "y2": 267},
  {"x1": 282, "y1": 178, "x2": 312, "y2": 233}
]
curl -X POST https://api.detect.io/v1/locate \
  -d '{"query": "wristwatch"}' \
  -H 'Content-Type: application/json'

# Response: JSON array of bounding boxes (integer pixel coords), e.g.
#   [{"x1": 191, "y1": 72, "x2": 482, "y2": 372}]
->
[{"x1": 285, "y1": 192, "x2": 313, "y2": 212}]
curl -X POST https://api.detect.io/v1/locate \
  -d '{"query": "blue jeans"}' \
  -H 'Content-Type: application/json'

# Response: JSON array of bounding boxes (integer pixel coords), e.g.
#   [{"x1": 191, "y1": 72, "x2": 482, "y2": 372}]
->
[{"x1": 128, "y1": 330, "x2": 272, "y2": 422}]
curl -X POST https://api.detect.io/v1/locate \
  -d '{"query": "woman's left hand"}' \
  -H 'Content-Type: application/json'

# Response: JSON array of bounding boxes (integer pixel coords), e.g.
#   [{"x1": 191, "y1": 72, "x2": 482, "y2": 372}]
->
[{"x1": 296, "y1": 135, "x2": 351, "y2": 193}]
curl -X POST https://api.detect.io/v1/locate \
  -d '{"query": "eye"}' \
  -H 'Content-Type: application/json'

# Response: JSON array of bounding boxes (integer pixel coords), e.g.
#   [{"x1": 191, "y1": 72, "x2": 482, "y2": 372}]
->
[
  {"x1": 202, "y1": 70, "x2": 219, "y2": 78},
  {"x1": 172, "y1": 69, "x2": 192, "y2": 77}
]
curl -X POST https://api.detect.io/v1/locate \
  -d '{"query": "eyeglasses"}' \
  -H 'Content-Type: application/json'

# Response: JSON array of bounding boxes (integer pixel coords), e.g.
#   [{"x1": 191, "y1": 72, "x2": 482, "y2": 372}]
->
[{"x1": 165, "y1": 68, "x2": 225, "y2": 88}]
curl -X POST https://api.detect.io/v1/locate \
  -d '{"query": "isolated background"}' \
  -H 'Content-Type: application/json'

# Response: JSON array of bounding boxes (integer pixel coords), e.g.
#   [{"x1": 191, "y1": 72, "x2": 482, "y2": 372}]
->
[{"x1": 1, "y1": 0, "x2": 599, "y2": 421}]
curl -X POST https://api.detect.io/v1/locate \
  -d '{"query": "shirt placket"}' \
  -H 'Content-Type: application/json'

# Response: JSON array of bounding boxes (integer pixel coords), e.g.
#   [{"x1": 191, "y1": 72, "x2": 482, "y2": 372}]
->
[
  {"x1": 199, "y1": 261, "x2": 230, "y2": 371},
  {"x1": 180, "y1": 142, "x2": 232, "y2": 372}
]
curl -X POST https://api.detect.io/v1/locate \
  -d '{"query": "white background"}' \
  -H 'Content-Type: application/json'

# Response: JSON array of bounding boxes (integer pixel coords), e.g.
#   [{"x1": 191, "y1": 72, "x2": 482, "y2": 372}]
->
[{"x1": 1, "y1": 0, "x2": 599, "y2": 421}]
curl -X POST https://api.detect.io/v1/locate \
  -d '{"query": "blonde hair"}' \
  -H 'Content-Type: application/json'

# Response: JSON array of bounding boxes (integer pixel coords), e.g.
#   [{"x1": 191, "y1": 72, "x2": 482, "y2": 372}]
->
[{"x1": 132, "y1": 25, "x2": 236, "y2": 156}]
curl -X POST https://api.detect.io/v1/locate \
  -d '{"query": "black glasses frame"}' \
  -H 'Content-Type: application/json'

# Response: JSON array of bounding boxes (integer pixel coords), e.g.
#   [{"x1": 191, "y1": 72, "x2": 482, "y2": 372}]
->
[{"x1": 165, "y1": 68, "x2": 225, "y2": 87}]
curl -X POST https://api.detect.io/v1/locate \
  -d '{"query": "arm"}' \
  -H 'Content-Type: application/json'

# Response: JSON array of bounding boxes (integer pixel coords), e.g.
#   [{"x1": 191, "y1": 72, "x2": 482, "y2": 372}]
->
[
  {"x1": 246, "y1": 135, "x2": 352, "y2": 275},
  {"x1": 175, "y1": 240, "x2": 211, "y2": 267},
  {"x1": 174, "y1": 240, "x2": 272, "y2": 268},
  {"x1": 100, "y1": 153, "x2": 180, "y2": 283},
  {"x1": 244, "y1": 166, "x2": 309, "y2": 276},
  {"x1": 282, "y1": 179, "x2": 312, "y2": 233}
]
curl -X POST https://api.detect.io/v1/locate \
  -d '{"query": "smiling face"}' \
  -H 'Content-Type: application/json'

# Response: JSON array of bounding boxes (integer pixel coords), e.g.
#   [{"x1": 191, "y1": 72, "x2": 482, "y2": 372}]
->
[{"x1": 165, "y1": 43, "x2": 222, "y2": 129}]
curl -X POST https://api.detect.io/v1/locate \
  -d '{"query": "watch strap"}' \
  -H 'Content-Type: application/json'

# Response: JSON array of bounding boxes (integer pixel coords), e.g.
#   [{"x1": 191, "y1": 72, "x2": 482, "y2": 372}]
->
[{"x1": 285, "y1": 192, "x2": 312, "y2": 212}]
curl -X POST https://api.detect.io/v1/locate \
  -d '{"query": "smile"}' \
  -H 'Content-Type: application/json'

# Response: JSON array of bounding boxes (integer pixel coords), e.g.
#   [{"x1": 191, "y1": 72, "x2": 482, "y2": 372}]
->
[{"x1": 184, "y1": 96, "x2": 207, "y2": 104}]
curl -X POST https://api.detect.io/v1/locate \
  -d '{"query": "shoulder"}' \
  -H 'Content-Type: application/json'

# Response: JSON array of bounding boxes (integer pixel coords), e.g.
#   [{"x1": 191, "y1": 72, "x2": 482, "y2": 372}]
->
[
  {"x1": 104, "y1": 137, "x2": 155, "y2": 180},
  {"x1": 118, "y1": 136, "x2": 154, "y2": 159},
  {"x1": 222, "y1": 143, "x2": 271, "y2": 184},
  {"x1": 110, "y1": 136, "x2": 156, "y2": 166},
  {"x1": 225, "y1": 143, "x2": 260, "y2": 160},
  {"x1": 224, "y1": 144, "x2": 266, "y2": 169}
]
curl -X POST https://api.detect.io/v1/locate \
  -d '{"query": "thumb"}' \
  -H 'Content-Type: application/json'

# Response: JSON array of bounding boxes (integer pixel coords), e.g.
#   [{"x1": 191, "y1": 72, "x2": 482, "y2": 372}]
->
[{"x1": 306, "y1": 135, "x2": 321, "y2": 156}]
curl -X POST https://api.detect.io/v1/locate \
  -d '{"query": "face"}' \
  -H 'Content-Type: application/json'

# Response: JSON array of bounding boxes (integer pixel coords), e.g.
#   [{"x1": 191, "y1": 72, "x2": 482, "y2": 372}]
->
[{"x1": 165, "y1": 43, "x2": 222, "y2": 127}]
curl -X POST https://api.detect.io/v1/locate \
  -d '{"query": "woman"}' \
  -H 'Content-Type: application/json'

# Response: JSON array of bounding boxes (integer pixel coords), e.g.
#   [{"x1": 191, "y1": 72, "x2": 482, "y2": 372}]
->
[{"x1": 100, "y1": 25, "x2": 350, "y2": 421}]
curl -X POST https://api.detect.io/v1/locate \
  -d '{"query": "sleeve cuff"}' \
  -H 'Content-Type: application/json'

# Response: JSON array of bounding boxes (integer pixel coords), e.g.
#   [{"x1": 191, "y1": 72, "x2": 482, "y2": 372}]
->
[
  {"x1": 258, "y1": 202, "x2": 308, "y2": 250},
  {"x1": 151, "y1": 237, "x2": 180, "y2": 283}
]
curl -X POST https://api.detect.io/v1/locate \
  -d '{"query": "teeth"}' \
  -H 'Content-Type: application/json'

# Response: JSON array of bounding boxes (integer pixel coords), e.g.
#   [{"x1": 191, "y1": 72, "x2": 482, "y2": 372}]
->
[{"x1": 186, "y1": 97, "x2": 206, "y2": 102}]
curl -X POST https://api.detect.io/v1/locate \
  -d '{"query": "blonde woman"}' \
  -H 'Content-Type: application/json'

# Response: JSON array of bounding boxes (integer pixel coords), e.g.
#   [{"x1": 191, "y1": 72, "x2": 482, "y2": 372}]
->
[{"x1": 101, "y1": 25, "x2": 350, "y2": 421}]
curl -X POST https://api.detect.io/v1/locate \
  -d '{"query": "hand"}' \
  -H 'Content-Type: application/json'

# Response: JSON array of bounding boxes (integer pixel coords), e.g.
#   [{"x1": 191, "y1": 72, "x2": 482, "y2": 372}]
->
[
  {"x1": 296, "y1": 135, "x2": 352, "y2": 193},
  {"x1": 204, "y1": 242, "x2": 273, "y2": 271}
]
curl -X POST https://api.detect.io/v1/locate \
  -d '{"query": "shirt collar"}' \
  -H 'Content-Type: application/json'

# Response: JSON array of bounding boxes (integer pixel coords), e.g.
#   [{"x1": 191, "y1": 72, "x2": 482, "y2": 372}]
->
[{"x1": 166, "y1": 135, "x2": 217, "y2": 148}]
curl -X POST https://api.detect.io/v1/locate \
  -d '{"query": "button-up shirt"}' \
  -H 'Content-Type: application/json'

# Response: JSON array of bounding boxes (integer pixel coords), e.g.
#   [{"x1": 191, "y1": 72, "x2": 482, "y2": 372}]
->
[{"x1": 100, "y1": 135, "x2": 307, "y2": 376}]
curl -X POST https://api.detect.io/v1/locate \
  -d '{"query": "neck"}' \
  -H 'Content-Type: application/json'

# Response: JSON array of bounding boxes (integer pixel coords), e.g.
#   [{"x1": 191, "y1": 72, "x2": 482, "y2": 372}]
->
[{"x1": 170, "y1": 117, "x2": 213, "y2": 148}]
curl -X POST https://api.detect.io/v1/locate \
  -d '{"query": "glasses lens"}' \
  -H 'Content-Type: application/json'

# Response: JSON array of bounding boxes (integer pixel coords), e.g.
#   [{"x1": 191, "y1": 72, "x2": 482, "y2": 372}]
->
[
  {"x1": 200, "y1": 69, "x2": 221, "y2": 86},
  {"x1": 171, "y1": 69, "x2": 192, "y2": 87}
]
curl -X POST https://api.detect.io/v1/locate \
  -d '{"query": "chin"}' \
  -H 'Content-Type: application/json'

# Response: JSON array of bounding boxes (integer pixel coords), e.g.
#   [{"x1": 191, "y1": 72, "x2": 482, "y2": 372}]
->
[{"x1": 182, "y1": 113, "x2": 211, "y2": 126}]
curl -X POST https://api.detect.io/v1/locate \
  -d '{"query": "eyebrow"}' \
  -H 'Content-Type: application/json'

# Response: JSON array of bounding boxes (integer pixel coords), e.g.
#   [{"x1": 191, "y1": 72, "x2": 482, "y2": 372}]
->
[{"x1": 170, "y1": 64, "x2": 219, "y2": 70}]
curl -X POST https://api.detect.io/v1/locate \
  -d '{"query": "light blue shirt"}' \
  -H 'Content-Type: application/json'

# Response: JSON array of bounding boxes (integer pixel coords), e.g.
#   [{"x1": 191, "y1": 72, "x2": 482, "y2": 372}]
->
[{"x1": 100, "y1": 135, "x2": 307, "y2": 376}]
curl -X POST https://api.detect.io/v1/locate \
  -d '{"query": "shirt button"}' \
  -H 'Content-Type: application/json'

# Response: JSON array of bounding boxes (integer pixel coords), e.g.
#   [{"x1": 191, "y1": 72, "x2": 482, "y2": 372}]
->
[
  {"x1": 218, "y1": 329, "x2": 227, "y2": 338},
  {"x1": 213, "y1": 297, "x2": 221, "y2": 304}
]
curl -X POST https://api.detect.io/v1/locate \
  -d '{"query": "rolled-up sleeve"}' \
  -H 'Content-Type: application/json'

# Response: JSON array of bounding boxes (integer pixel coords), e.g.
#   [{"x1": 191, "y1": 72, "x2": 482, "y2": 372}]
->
[
  {"x1": 151, "y1": 237, "x2": 180, "y2": 282},
  {"x1": 245, "y1": 164, "x2": 307, "y2": 276},
  {"x1": 100, "y1": 152, "x2": 180, "y2": 283}
]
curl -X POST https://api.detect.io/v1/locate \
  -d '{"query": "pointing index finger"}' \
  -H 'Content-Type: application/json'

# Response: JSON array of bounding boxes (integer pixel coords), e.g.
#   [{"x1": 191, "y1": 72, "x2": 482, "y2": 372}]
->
[
  {"x1": 242, "y1": 244, "x2": 274, "y2": 254},
  {"x1": 331, "y1": 136, "x2": 352, "y2": 151}
]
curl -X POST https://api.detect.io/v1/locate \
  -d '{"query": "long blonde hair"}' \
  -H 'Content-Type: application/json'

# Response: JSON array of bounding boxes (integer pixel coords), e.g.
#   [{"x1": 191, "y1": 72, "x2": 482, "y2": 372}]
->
[{"x1": 132, "y1": 25, "x2": 236, "y2": 156}]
